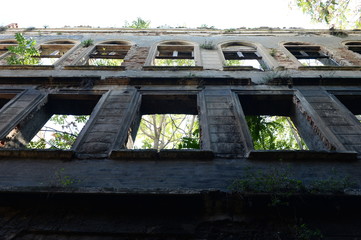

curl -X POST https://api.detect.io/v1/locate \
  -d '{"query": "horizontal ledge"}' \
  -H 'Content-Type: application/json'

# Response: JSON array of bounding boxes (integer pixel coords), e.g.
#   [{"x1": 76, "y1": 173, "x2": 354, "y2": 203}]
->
[
  {"x1": 110, "y1": 149, "x2": 214, "y2": 160},
  {"x1": 223, "y1": 66, "x2": 263, "y2": 71},
  {"x1": 64, "y1": 65, "x2": 126, "y2": 71},
  {"x1": 0, "y1": 65, "x2": 55, "y2": 70},
  {"x1": 298, "y1": 66, "x2": 361, "y2": 71},
  {"x1": 0, "y1": 149, "x2": 74, "y2": 160},
  {"x1": 142, "y1": 66, "x2": 203, "y2": 71},
  {"x1": 246, "y1": 150, "x2": 358, "y2": 161},
  {"x1": 270, "y1": 77, "x2": 361, "y2": 86},
  {"x1": 104, "y1": 77, "x2": 251, "y2": 86}
]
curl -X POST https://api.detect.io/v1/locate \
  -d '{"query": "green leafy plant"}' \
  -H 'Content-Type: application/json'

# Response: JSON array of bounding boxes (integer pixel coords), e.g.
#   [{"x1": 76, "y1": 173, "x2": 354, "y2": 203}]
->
[
  {"x1": 309, "y1": 170, "x2": 356, "y2": 193},
  {"x1": 27, "y1": 115, "x2": 89, "y2": 150},
  {"x1": 246, "y1": 115, "x2": 308, "y2": 150},
  {"x1": 81, "y1": 39, "x2": 94, "y2": 47},
  {"x1": 197, "y1": 24, "x2": 216, "y2": 30},
  {"x1": 224, "y1": 28, "x2": 236, "y2": 33},
  {"x1": 230, "y1": 167, "x2": 304, "y2": 194},
  {"x1": 124, "y1": 17, "x2": 151, "y2": 29},
  {"x1": 292, "y1": 0, "x2": 359, "y2": 29},
  {"x1": 269, "y1": 48, "x2": 277, "y2": 57},
  {"x1": 178, "y1": 128, "x2": 200, "y2": 149},
  {"x1": 200, "y1": 40, "x2": 215, "y2": 50},
  {"x1": 295, "y1": 224, "x2": 323, "y2": 240},
  {"x1": 230, "y1": 167, "x2": 357, "y2": 198},
  {"x1": 54, "y1": 168, "x2": 77, "y2": 187},
  {"x1": 6, "y1": 33, "x2": 40, "y2": 65}
]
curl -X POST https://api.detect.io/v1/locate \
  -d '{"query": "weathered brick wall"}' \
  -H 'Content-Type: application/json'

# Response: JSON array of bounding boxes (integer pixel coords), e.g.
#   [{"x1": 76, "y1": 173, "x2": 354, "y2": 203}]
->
[
  {"x1": 272, "y1": 49, "x2": 298, "y2": 68},
  {"x1": 123, "y1": 46, "x2": 150, "y2": 70}
]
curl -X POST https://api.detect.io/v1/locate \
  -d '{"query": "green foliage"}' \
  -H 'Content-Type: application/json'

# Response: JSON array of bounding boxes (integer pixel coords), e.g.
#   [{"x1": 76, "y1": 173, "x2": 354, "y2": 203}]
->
[
  {"x1": 293, "y1": 0, "x2": 360, "y2": 29},
  {"x1": 125, "y1": 17, "x2": 151, "y2": 29},
  {"x1": 200, "y1": 40, "x2": 215, "y2": 50},
  {"x1": 295, "y1": 224, "x2": 323, "y2": 240},
  {"x1": 309, "y1": 171, "x2": 356, "y2": 193},
  {"x1": 269, "y1": 48, "x2": 277, "y2": 57},
  {"x1": 81, "y1": 39, "x2": 94, "y2": 47},
  {"x1": 230, "y1": 167, "x2": 304, "y2": 194},
  {"x1": 6, "y1": 33, "x2": 40, "y2": 65},
  {"x1": 89, "y1": 59, "x2": 123, "y2": 66},
  {"x1": 28, "y1": 115, "x2": 89, "y2": 150},
  {"x1": 197, "y1": 24, "x2": 216, "y2": 30},
  {"x1": 27, "y1": 137, "x2": 46, "y2": 149},
  {"x1": 246, "y1": 116, "x2": 308, "y2": 150},
  {"x1": 230, "y1": 167, "x2": 356, "y2": 200},
  {"x1": 134, "y1": 114, "x2": 199, "y2": 150},
  {"x1": 224, "y1": 28, "x2": 236, "y2": 33},
  {"x1": 54, "y1": 168, "x2": 77, "y2": 187},
  {"x1": 154, "y1": 59, "x2": 195, "y2": 66},
  {"x1": 178, "y1": 128, "x2": 200, "y2": 149}
]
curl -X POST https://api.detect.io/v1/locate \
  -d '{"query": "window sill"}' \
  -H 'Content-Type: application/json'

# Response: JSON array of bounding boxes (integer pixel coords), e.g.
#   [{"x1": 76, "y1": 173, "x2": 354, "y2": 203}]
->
[
  {"x1": 142, "y1": 66, "x2": 203, "y2": 71},
  {"x1": 65, "y1": 65, "x2": 126, "y2": 71},
  {"x1": 0, "y1": 149, "x2": 74, "y2": 160},
  {"x1": 0, "y1": 65, "x2": 54, "y2": 70},
  {"x1": 223, "y1": 66, "x2": 263, "y2": 71},
  {"x1": 298, "y1": 66, "x2": 361, "y2": 71},
  {"x1": 110, "y1": 149, "x2": 214, "y2": 161},
  {"x1": 246, "y1": 150, "x2": 358, "y2": 161}
]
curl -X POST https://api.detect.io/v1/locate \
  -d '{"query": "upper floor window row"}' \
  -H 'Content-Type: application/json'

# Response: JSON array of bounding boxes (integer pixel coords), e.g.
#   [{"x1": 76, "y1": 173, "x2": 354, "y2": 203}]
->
[{"x1": 2, "y1": 38, "x2": 361, "y2": 69}]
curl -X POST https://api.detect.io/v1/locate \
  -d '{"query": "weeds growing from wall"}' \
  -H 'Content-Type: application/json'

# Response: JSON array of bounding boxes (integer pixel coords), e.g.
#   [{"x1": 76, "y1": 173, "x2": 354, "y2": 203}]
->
[{"x1": 230, "y1": 166, "x2": 357, "y2": 206}]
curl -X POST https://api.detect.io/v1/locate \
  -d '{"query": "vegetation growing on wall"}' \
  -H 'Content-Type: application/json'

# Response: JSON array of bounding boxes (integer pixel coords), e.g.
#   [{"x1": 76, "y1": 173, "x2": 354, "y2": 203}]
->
[
  {"x1": 124, "y1": 17, "x2": 151, "y2": 29},
  {"x1": 6, "y1": 33, "x2": 40, "y2": 65}
]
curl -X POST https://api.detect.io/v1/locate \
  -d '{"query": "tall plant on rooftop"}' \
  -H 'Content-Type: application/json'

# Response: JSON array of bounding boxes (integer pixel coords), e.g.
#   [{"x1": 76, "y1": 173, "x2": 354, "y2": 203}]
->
[
  {"x1": 125, "y1": 17, "x2": 151, "y2": 29},
  {"x1": 6, "y1": 33, "x2": 40, "y2": 65}
]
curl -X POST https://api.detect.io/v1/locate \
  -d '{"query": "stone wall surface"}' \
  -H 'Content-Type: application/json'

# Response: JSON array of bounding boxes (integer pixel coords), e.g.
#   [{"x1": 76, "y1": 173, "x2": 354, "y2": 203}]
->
[{"x1": 0, "y1": 28, "x2": 361, "y2": 239}]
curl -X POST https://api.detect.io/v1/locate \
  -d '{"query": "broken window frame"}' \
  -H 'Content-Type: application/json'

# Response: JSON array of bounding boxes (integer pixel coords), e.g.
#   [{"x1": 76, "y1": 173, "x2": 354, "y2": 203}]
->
[
  {"x1": 221, "y1": 42, "x2": 268, "y2": 71},
  {"x1": 344, "y1": 41, "x2": 361, "y2": 55},
  {"x1": 1, "y1": 93, "x2": 102, "y2": 150},
  {"x1": 0, "y1": 40, "x2": 17, "y2": 58},
  {"x1": 67, "y1": 40, "x2": 132, "y2": 69},
  {"x1": 284, "y1": 42, "x2": 339, "y2": 67},
  {"x1": 34, "y1": 40, "x2": 77, "y2": 66},
  {"x1": 330, "y1": 91, "x2": 361, "y2": 124},
  {"x1": 236, "y1": 92, "x2": 331, "y2": 152},
  {"x1": 144, "y1": 41, "x2": 202, "y2": 70}
]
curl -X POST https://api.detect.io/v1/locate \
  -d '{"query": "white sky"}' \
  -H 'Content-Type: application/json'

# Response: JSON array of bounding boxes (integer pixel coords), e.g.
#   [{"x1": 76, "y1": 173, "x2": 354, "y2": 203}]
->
[{"x1": 1, "y1": 0, "x2": 329, "y2": 29}]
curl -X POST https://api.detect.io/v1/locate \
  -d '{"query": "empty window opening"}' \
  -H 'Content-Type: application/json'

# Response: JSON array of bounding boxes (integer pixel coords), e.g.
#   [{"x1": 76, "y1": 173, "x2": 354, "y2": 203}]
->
[
  {"x1": 334, "y1": 95, "x2": 361, "y2": 123},
  {"x1": 87, "y1": 41, "x2": 131, "y2": 66},
  {"x1": 126, "y1": 95, "x2": 200, "y2": 150},
  {"x1": 284, "y1": 42, "x2": 338, "y2": 66},
  {"x1": 1, "y1": 94, "x2": 101, "y2": 149},
  {"x1": 27, "y1": 115, "x2": 89, "y2": 149},
  {"x1": 133, "y1": 114, "x2": 199, "y2": 150},
  {"x1": 154, "y1": 42, "x2": 195, "y2": 66},
  {"x1": 0, "y1": 94, "x2": 14, "y2": 108},
  {"x1": 345, "y1": 42, "x2": 361, "y2": 55},
  {"x1": 35, "y1": 41, "x2": 76, "y2": 65},
  {"x1": 222, "y1": 43, "x2": 266, "y2": 70},
  {"x1": 246, "y1": 115, "x2": 307, "y2": 150},
  {"x1": 239, "y1": 94, "x2": 312, "y2": 151},
  {"x1": 0, "y1": 40, "x2": 17, "y2": 57}
]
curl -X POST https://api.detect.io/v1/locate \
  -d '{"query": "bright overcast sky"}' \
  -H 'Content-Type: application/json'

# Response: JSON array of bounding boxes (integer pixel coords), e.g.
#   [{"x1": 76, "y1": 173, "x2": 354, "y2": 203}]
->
[{"x1": 1, "y1": 0, "x2": 329, "y2": 29}]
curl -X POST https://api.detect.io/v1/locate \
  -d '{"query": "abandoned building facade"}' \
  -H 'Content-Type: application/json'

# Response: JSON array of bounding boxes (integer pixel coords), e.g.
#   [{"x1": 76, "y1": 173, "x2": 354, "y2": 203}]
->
[{"x1": 0, "y1": 28, "x2": 361, "y2": 239}]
